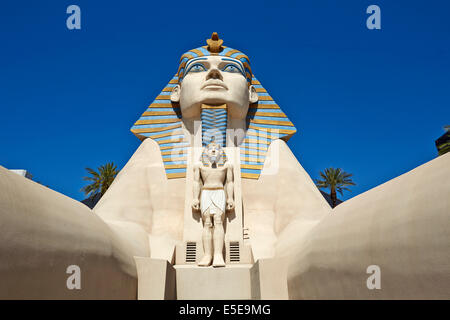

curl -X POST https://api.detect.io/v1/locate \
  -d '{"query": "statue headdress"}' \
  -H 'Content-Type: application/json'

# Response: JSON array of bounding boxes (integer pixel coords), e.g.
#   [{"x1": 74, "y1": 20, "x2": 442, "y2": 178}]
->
[
  {"x1": 201, "y1": 137, "x2": 227, "y2": 167},
  {"x1": 177, "y1": 32, "x2": 252, "y2": 85},
  {"x1": 131, "y1": 33, "x2": 297, "y2": 179}
]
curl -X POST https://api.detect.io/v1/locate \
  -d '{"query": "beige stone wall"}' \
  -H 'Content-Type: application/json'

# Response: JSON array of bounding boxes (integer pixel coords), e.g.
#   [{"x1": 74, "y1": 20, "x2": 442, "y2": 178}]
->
[
  {"x1": 3, "y1": 135, "x2": 447, "y2": 299},
  {"x1": 0, "y1": 166, "x2": 141, "y2": 299},
  {"x1": 243, "y1": 139, "x2": 331, "y2": 260},
  {"x1": 280, "y1": 153, "x2": 450, "y2": 299},
  {"x1": 94, "y1": 137, "x2": 185, "y2": 252}
]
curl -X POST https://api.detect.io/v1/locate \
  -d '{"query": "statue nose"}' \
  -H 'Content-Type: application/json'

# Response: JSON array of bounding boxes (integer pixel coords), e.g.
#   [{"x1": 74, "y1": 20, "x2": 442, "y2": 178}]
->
[{"x1": 206, "y1": 68, "x2": 223, "y2": 81}]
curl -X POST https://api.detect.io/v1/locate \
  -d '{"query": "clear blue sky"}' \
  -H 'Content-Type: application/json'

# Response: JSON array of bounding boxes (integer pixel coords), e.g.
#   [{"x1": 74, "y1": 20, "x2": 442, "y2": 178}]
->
[{"x1": 1, "y1": 0, "x2": 449, "y2": 201}]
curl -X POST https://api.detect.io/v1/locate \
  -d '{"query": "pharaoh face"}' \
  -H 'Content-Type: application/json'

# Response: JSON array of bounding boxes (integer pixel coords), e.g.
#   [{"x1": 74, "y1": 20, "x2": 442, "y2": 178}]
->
[
  {"x1": 171, "y1": 56, "x2": 258, "y2": 119},
  {"x1": 206, "y1": 143, "x2": 222, "y2": 164}
]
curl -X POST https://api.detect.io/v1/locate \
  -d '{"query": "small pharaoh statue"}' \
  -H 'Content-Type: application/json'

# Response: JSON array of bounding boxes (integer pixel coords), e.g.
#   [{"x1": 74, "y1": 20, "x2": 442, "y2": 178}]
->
[{"x1": 192, "y1": 138, "x2": 234, "y2": 267}]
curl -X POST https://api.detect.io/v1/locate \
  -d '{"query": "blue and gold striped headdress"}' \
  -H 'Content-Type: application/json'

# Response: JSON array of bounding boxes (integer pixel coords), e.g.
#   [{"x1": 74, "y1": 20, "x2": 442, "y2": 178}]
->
[
  {"x1": 131, "y1": 33, "x2": 297, "y2": 179},
  {"x1": 177, "y1": 32, "x2": 253, "y2": 85},
  {"x1": 201, "y1": 137, "x2": 227, "y2": 167}
]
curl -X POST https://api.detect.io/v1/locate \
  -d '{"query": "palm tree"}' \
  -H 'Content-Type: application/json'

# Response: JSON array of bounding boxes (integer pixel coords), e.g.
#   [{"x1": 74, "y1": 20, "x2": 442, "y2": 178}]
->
[
  {"x1": 81, "y1": 162, "x2": 118, "y2": 197},
  {"x1": 315, "y1": 167, "x2": 355, "y2": 208}
]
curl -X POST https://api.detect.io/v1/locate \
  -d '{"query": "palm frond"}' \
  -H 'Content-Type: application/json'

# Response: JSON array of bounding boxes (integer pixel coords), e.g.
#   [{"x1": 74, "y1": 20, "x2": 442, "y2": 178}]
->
[
  {"x1": 315, "y1": 167, "x2": 356, "y2": 200},
  {"x1": 81, "y1": 162, "x2": 119, "y2": 197}
]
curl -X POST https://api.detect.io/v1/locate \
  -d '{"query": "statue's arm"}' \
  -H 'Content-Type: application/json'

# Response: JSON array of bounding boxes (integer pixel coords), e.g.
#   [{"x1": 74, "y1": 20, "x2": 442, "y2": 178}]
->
[
  {"x1": 226, "y1": 163, "x2": 234, "y2": 210},
  {"x1": 192, "y1": 163, "x2": 201, "y2": 210}
]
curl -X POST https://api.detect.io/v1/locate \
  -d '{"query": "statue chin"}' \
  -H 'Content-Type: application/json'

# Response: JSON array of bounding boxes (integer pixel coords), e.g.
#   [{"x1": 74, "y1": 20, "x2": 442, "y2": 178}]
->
[{"x1": 210, "y1": 156, "x2": 217, "y2": 163}]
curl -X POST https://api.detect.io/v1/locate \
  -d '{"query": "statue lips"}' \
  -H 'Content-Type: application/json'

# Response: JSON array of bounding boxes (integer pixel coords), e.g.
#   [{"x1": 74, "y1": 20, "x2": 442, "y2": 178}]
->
[{"x1": 201, "y1": 80, "x2": 228, "y2": 91}]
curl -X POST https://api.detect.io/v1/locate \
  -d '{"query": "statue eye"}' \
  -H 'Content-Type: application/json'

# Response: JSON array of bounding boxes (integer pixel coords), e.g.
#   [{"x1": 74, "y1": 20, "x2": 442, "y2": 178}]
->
[
  {"x1": 222, "y1": 64, "x2": 241, "y2": 73},
  {"x1": 187, "y1": 63, "x2": 206, "y2": 73}
]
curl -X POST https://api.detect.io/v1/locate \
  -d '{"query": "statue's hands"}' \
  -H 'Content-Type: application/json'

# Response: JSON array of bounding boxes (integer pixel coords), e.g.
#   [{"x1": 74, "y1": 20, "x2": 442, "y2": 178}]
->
[
  {"x1": 192, "y1": 199, "x2": 200, "y2": 211},
  {"x1": 226, "y1": 200, "x2": 235, "y2": 211}
]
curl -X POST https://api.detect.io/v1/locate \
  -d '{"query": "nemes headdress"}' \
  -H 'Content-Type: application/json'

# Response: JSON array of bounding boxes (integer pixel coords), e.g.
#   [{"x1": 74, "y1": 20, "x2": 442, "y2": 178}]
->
[
  {"x1": 177, "y1": 32, "x2": 253, "y2": 85},
  {"x1": 201, "y1": 137, "x2": 227, "y2": 167},
  {"x1": 131, "y1": 33, "x2": 297, "y2": 179}
]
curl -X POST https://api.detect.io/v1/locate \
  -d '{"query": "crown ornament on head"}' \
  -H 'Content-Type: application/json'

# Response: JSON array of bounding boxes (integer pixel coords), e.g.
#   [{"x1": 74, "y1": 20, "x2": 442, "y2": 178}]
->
[
  {"x1": 176, "y1": 32, "x2": 253, "y2": 84},
  {"x1": 206, "y1": 32, "x2": 224, "y2": 54}
]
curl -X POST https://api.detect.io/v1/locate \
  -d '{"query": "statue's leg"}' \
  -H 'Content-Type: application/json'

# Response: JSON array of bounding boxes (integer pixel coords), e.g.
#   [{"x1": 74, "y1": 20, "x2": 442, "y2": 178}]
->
[
  {"x1": 198, "y1": 212, "x2": 213, "y2": 266},
  {"x1": 212, "y1": 210, "x2": 226, "y2": 267}
]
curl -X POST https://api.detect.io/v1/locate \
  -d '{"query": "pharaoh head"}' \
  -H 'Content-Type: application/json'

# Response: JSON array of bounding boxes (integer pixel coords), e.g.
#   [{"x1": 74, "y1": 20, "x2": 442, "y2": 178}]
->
[
  {"x1": 201, "y1": 137, "x2": 227, "y2": 166},
  {"x1": 170, "y1": 33, "x2": 259, "y2": 119},
  {"x1": 131, "y1": 33, "x2": 297, "y2": 180}
]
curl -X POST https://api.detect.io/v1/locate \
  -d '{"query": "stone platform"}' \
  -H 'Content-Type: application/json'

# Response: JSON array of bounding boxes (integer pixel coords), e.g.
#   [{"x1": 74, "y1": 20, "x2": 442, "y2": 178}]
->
[
  {"x1": 135, "y1": 257, "x2": 288, "y2": 300},
  {"x1": 175, "y1": 264, "x2": 254, "y2": 300}
]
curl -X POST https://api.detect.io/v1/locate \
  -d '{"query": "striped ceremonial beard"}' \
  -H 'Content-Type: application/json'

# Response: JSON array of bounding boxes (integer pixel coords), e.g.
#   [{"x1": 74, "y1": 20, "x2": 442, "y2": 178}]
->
[
  {"x1": 201, "y1": 104, "x2": 227, "y2": 147},
  {"x1": 210, "y1": 156, "x2": 218, "y2": 163}
]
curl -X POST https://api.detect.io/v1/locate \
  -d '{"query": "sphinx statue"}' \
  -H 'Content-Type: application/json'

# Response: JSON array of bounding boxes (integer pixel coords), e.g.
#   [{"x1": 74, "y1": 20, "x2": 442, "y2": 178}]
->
[
  {"x1": 0, "y1": 33, "x2": 448, "y2": 299},
  {"x1": 95, "y1": 33, "x2": 330, "y2": 266}
]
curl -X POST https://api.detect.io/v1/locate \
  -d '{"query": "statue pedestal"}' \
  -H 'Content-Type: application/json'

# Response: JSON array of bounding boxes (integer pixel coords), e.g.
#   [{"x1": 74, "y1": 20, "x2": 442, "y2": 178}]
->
[
  {"x1": 175, "y1": 264, "x2": 253, "y2": 300},
  {"x1": 175, "y1": 241, "x2": 253, "y2": 265},
  {"x1": 174, "y1": 259, "x2": 288, "y2": 300},
  {"x1": 134, "y1": 257, "x2": 176, "y2": 300},
  {"x1": 135, "y1": 258, "x2": 287, "y2": 300}
]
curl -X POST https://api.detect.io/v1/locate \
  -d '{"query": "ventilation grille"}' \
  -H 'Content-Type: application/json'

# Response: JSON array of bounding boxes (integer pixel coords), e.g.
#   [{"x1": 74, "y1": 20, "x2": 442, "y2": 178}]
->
[
  {"x1": 229, "y1": 242, "x2": 240, "y2": 263},
  {"x1": 186, "y1": 242, "x2": 197, "y2": 263}
]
